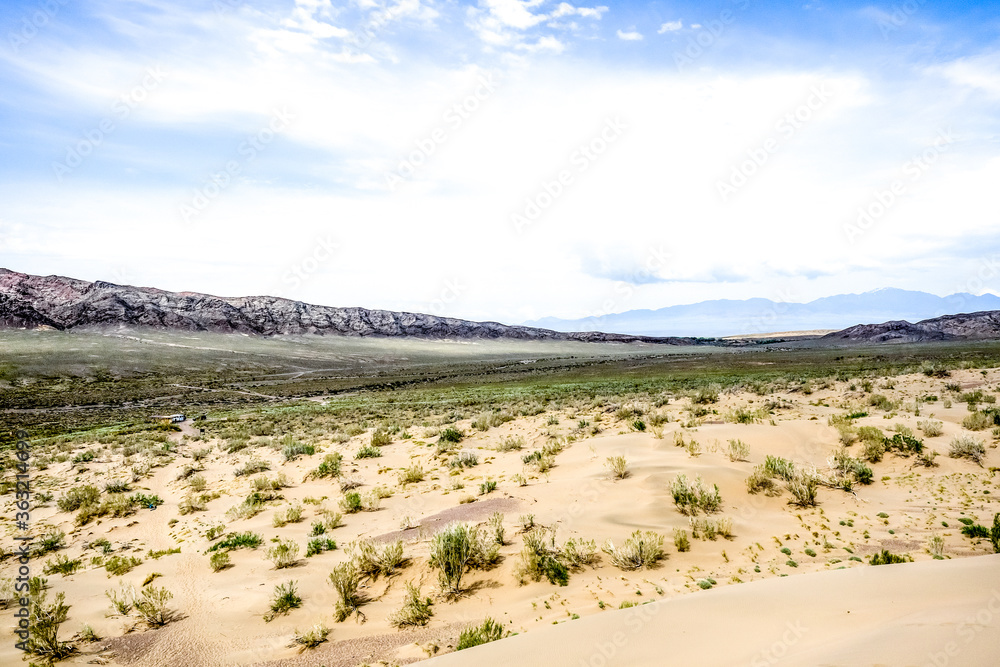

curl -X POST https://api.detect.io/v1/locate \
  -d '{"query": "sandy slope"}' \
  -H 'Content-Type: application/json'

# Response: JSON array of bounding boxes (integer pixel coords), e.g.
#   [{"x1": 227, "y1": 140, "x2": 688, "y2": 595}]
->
[{"x1": 426, "y1": 554, "x2": 1000, "y2": 667}]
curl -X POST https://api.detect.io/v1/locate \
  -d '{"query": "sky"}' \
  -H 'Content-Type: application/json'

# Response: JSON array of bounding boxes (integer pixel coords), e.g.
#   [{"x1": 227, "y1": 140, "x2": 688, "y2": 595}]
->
[{"x1": 1, "y1": 0, "x2": 999, "y2": 325}]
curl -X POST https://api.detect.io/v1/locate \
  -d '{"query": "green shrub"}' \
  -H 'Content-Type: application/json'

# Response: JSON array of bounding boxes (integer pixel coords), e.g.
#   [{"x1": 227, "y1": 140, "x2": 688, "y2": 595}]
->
[
  {"x1": 992, "y1": 513, "x2": 1000, "y2": 553},
  {"x1": 883, "y1": 433, "x2": 924, "y2": 456},
  {"x1": 961, "y1": 523, "x2": 990, "y2": 539},
  {"x1": 918, "y1": 420, "x2": 944, "y2": 437},
  {"x1": 398, "y1": 464, "x2": 425, "y2": 485},
  {"x1": 429, "y1": 523, "x2": 476, "y2": 594},
  {"x1": 329, "y1": 562, "x2": 363, "y2": 622},
  {"x1": 356, "y1": 443, "x2": 382, "y2": 459},
  {"x1": 207, "y1": 531, "x2": 263, "y2": 552},
  {"x1": 449, "y1": 451, "x2": 479, "y2": 469},
  {"x1": 671, "y1": 474, "x2": 721, "y2": 515},
  {"x1": 746, "y1": 466, "x2": 779, "y2": 496},
  {"x1": 57, "y1": 485, "x2": 100, "y2": 512},
  {"x1": 869, "y1": 549, "x2": 909, "y2": 565},
  {"x1": 282, "y1": 441, "x2": 315, "y2": 461},
  {"x1": 43, "y1": 555, "x2": 81, "y2": 576},
  {"x1": 305, "y1": 538, "x2": 337, "y2": 557},
  {"x1": 389, "y1": 582, "x2": 433, "y2": 628},
  {"x1": 673, "y1": 529, "x2": 690, "y2": 552},
  {"x1": 306, "y1": 452, "x2": 343, "y2": 480},
  {"x1": 23, "y1": 587, "x2": 73, "y2": 661},
  {"x1": 456, "y1": 618, "x2": 507, "y2": 651},
  {"x1": 210, "y1": 552, "x2": 231, "y2": 572},
  {"x1": 265, "y1": 581, "x2": 301, "y2": 621},
  {"x1": 349, "y1": 538, "x2": 405, "y2": 580},
  {"x1": 479, "y1": 479, "x2": 498, "y2": 495},
  {"x1": 104, "y1": 555, "x2": 142, "y2": 577},
  {"x1": 340, "y1": 491, "x2": 363, "y2": 513},
  {"x1": 605, "y1": 455, "x2": 629, "y2": 479},
  {"x1": 439, "y1": 427, "x2": 464, "y2": 444},
  {"x1": 763, "y1": 455, "x2": 796, "y2": 481},
  {"x1": 266, "y1": 540, "x2": 299, "y2": 569},
  {"x1": 787, "y1": 471, "x2": 819, "y2": 507},
  {"x1": 132, "y1": 586, "x2": 173, "y2": 626}
]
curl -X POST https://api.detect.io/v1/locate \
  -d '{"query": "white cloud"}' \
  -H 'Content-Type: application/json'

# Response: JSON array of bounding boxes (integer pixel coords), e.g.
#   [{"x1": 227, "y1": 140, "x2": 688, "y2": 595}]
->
[
  {"x1": 467, "y1": 0, "x2": 607, "y2": 52},
  {"x1": 658, "y1": 20, "x2": 682, "y2": 33},
  {"x1": 616, "y1": 28, "x2": 643, "y2": 41}
]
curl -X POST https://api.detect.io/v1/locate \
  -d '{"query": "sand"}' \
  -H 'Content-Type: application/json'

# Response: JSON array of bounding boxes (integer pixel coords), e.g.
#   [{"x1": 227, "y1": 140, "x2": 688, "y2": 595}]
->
[{"x1": 2, "y1": 367, "x2": 998, "y2": 666}]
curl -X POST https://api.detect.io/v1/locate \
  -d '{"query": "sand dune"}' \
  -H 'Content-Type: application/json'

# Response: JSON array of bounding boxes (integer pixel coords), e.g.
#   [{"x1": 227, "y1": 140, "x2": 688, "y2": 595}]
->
[{"x1": 427, "y1": 554, "x2": 1000, "y2": 667}]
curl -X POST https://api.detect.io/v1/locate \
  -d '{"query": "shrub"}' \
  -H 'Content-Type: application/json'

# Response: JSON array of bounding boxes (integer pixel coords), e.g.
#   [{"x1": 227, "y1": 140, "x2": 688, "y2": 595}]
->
[
  {"x1": 868, "y1": 394, "x2": 894, "y2": 411},
  {"x1": 207, "y1": 531, "x2": 263, "y2": 552},
  {"x1": 179, "y1": 492, "x2": 208, "y2": 515},
  {"x1": 927, "y1": 535, "x2": 945, "y2": 558},
  {"x1": 267, "y1": 540, "x2": 300, "y2": 569},
  {"x1": 601, "y1": 530, "x2": 665, "y2": 570},
  {"x1": 517, "y1": 529, "x2": 568, "y2": 586},
  {"x1": 869, "y1": 549, "x2": 909, "y2": 565},
  {"x1": 915, "y1": 449, "x2": 939, "y2": 467},
  {"x1": 272, "y1": 504, "x2": 304, "y2": 528},
  {"x1": 494, "y1": 435, "x2": 524, "y2": 452},
  {"x1": 456, "y1": 618, "x2": 507, "y2": 651},
  {"x1": 521, "y1": 450, "x2": 553, "y2": 472},
  {"x1": 356, "y1": 443, "x2": 382, "y2": 459},
  {"x1": 488, "y1": 512, "x2": 506, "y2": 545},
  {"x1": 390, "y1": 582, "x2": 434, "y2": 628},
  {"x1": 104, "y1": 555, "x2": 143, "y2": 577},
  {"x1": 371, "y1": 428, "x2": 393, "y2": 447},
  {"x1": 746, "y1": 466, "x2": 779, "y2": 496},
  {"x1": 188, "y1": 474, "x2": 207, "y2": 492},
  {"x1": 282, "y1": 441, "x2": 315, "y2": 461},
  {"x1": 132, "y1": 586, "x2": 173, "y2": 626},
  {"x1": 787, "y1": 471, "x2": 819, "y2": 507},
  {"x1": 763, "y1": 456, "x2": 796, "y2": 481},
  {"x1": 964, "y1": 412, "x2": 994, "y2": 432},
  {"x1": 329, "y1": 562, "x2": 363, "y2": 622},
  {"x1": 35, "y1": 530, "x2": 66, "y2": 556},
  {"x1": 439, "y1": 428, "x2": 464, "y2": 444},
  {"x1": 210, "y1": 552, "x2": 231, "y2": 572},
  {"x1": 306, "y1": 452, "x2": 343, "y2": 480},
  {"x1": 398, "y1": 464, "x2": 425, "y2": 485},
  {"x1": 234, "y1": 458, "x2": 270, "y2": 477},
  {"x1": 918, "y1": 420, "x2": 944, "y2": 437},
  {"x1": 305, "y1": 538, "x2": 337, "y2": 557},
  {"x1": 562, "y1": 537, "x2": 599, "y2": 569},
  {"x1": 449, "y1": 451, "x2": 479, "y2": 469},
  {"x1": 430, "y1": 523, "x2": 476, "y2": 594},
  {"x1": 884, "y1": 433, "x2": 924, "y2": 456},
  {"x1": 106, "y1": 583, "x2": 134, "y2": 615},
  {"x1": 349, "y1": 539, "x2": 405, "y2": 580},
  {"x1": 23, "y1": 587, "x2": 74, "y2": 661},
  {"x1": 479, "y1": 479, "x2": 498, "y2": 495},
  {"x1": 690, "y1": 517, "x2": 733, "y2": 540},
  {"x1": 862, "y1": 438, "x2": 886, "y2": 463},
  {"x1": 960, "y1": 523, "x2": 989, "y2": 539},
  {"x1": 671, "y1": 474, "x2": 721, "y2": 515},
  {"x1": 57, "y1": 485, "x2": 100, "y2": 512},
  {"x1": 43, "y1": 555, "x2": 81, "y2": 576},
  {"x1": 265, "y1": 581, "x2": 301, "y2": 621},
  {"x1": 104, "y1": 480, "x2": 131, "y2": 494},
  {"x1": 673, "y1": 529, "x2": 690, "y2": 552},
  {"x1": 992, "y1": 513, "x2": 1000, "y2": 554},
  {"x1": 340, "y1": 491, "x2": 363, "y2": 513},
  {"x1": 949, "y1": 436, "x2": 986, "y2": 464},
  {"x1": 725, "y1": 439, "x2": 750, "y2": 462},
  {"x1": 291, "y1": 624, "x2": 329, "y2": 651},
  {"x1": 605, "y1": 455, "x2": 629, "y2": 479}
]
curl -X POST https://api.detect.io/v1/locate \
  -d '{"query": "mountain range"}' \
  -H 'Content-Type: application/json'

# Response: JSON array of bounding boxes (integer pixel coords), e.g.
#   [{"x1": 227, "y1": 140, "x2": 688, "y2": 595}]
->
[
  {"x1": 3, "y1": 268, "x2": 1000, "y2": 345},
  {"x1": 523, "y1": 288, "x2": 1000, "y2": 338},
  {"x1": 0, "y1": 268, "x2": 701, "y2": 345}
]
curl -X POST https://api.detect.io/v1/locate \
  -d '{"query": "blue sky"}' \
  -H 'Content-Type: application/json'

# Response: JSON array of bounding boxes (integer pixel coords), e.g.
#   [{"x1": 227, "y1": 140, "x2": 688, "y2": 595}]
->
[{"x1": 1, "y1": 0, "x2": 999, "y2": 325}]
